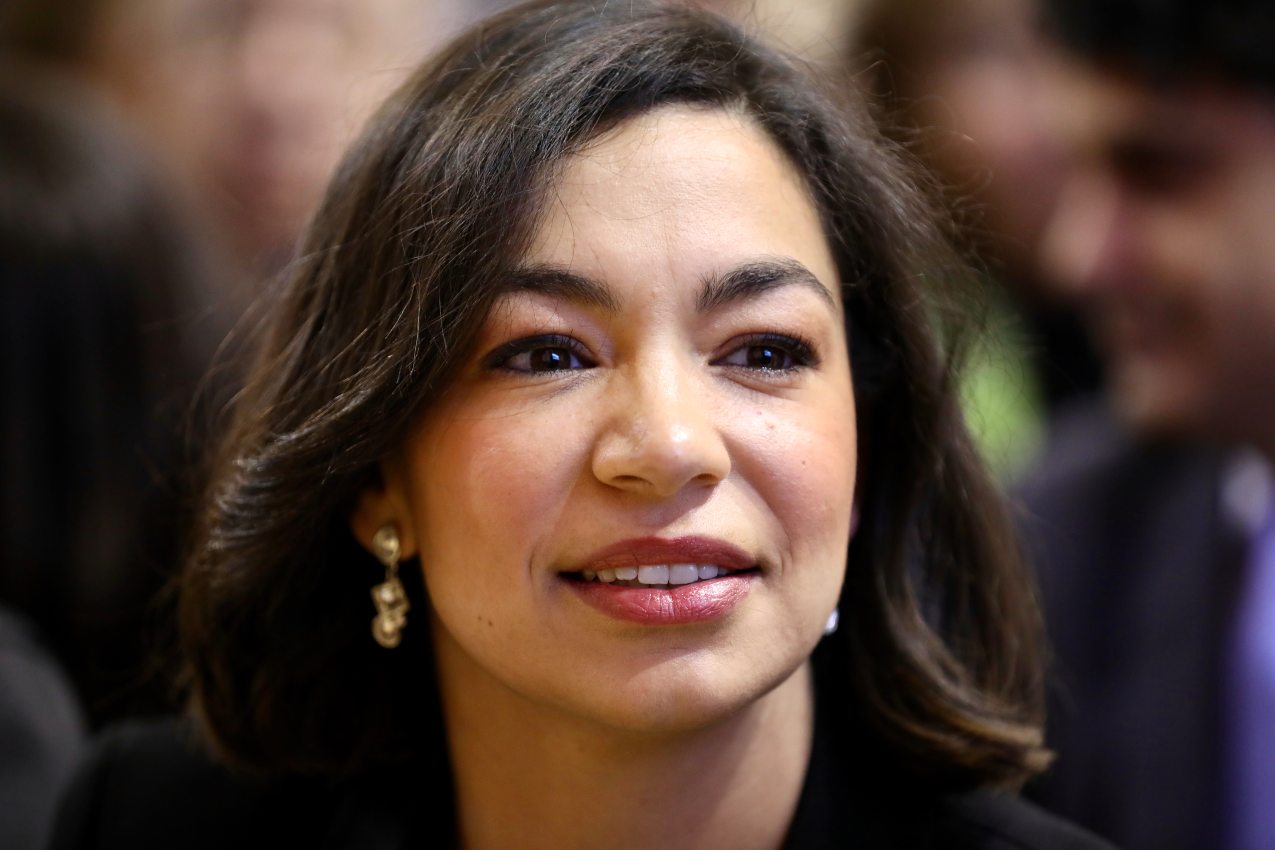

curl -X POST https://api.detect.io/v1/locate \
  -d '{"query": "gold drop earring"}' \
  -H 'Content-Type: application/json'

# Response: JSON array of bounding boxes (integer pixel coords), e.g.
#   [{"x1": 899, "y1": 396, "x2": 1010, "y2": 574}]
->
[{"x1": 370, "y1": 525, "x2": 410, "y2": 648}]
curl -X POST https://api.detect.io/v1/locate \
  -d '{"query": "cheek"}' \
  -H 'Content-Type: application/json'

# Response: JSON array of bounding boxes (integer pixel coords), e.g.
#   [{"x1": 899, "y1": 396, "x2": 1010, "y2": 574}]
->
[
  {"x1": 403, "y1": 410, "x2": 586, "y2": 632},
  {"x1": 399, "y1": 413, "x2": 578, "y2": 687},
  {"x1": 721, "y1": 401, "x2": 855, "y2": 669},
  {"x1": 732, "y1": 394, "x2": 858, "y2": 563},
  {"x1": 410, "y1": 409, "x2": 587, "y2": 551}
]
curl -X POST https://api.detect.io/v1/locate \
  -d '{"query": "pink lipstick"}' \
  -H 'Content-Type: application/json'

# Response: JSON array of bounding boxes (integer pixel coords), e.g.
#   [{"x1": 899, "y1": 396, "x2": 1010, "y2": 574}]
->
[{"x1": 564, "y1": 536, "x2": 759, "y2": 625}]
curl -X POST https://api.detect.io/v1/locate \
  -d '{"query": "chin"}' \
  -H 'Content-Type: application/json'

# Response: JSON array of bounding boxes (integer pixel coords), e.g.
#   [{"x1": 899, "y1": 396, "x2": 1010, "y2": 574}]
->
[
  {"x1": 544, "y1": 649, "x2": 811, "y2": 737},
  {"x1": 1109, "y1": 368, "x2": 1207, "y2": 442}
]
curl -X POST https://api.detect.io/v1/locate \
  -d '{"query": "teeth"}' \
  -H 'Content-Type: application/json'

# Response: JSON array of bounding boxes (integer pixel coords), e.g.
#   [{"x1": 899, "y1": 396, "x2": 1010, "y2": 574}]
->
[
  {"x1": 637, "y1": 565, "x2": 669, "y2": 585},
  {"x1": 668, "y1": 564, "x2": 698, "y2": 585},
  {"x1": 580, "y1": 564, "x2": 734, "y2": 586}
]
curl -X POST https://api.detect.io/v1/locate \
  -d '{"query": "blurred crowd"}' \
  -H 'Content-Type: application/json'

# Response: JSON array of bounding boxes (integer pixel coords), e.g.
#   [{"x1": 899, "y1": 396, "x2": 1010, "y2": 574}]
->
[
  {"x1": 2, "y1": 1, "x2": 1272, "y2": 849},
  {"x1": 0, "y1": 1, "x2": 511, "y2": 844}
]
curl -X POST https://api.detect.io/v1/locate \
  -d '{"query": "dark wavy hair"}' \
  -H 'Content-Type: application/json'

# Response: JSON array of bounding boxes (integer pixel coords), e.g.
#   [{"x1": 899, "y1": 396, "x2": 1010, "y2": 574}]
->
[{"x1": 181, "y1": 0, "x2": 1049, "y2": 790}]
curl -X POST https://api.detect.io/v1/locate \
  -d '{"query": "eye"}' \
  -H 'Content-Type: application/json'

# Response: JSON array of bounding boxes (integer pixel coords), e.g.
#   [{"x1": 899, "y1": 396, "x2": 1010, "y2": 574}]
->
[
  {"x1": 1110, "y1": 140, "x2": 1219, "y2": 198},
  {"x1": 485, "y1": 334, "x2": 595, "y2": 374},
  {"x1": 714, "y1": 333, "x2": 816, "y2": 372}
]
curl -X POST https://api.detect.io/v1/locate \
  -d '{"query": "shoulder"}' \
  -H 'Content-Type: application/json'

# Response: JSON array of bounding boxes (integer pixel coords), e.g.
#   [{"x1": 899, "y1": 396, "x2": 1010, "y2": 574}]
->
[
  {"x1": 0, "y1": 606, "x2": 85, "y2": 766},
  {"x1": 1012, "y1": 397, "x2": 1228, "y2": 586},
  {"x1": 931, "y1": 790, "x2": 1118, "y2": 850},
  {"x1": 1016, "y1": 397, "x2": 1222, "y2": 518},
  {"x1": 49, "y1": 718, "x2": 333, "y2": 850},
  {"x1": 789, "y1": 708, "x2": 1114, "y2": 850},
  {"x1": 1019, "y1": 398, "x2": 1181, "y2": 506},
  {"x1": 0, "y1": 605, "x2": 84, "y2": 737},
  {"x1": 0, "y1": 606, "x2": 87, "y2": 850}
]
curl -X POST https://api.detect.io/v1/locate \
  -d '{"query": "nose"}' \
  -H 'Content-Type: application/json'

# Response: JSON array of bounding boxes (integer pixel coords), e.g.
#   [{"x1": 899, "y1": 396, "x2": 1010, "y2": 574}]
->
[
  {"x1": 1039, "y1": 170, "x2": 1132, "y2": 299},
  {"x1": 591, "y1": 357, "x2": 731, "y2": 498}
]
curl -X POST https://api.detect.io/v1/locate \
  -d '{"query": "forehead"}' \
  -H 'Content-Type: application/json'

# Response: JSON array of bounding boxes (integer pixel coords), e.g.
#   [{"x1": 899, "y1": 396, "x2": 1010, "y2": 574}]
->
[
  {"x1": 1049, "y1": 58, "x2": 1275, "y2": 159},
  {"x1": 526, "y1": 105, "x2": 835, "y2": 287},
  {"x1": 551, "y1": 106, "x2": 813, "y2": 214}
]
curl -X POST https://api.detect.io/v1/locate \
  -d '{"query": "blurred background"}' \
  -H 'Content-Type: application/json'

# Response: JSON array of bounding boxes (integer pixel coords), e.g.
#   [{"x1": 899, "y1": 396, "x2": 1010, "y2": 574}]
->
[
  {"x1": 0, "y1": 0, "x2": 522, "y2": 723},
  {"x1": 3, "y1": 1, "x2": 1272, "y2": 849},
  {"x1": 1, "y1": 3, "x2": 514, "y2": 847}
]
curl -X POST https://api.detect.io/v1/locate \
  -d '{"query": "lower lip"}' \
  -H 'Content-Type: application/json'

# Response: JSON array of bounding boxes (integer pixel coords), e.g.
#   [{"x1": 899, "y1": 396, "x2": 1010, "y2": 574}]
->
[{"x1": 567, "y1": 574, "x2": 757, "y2": 625}]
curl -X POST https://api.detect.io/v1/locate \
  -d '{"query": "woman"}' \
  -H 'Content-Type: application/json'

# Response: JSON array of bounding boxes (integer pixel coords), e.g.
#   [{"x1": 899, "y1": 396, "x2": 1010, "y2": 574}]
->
[{"x1": 51, "y1": 2, "x2": 1109, "y2": 847}]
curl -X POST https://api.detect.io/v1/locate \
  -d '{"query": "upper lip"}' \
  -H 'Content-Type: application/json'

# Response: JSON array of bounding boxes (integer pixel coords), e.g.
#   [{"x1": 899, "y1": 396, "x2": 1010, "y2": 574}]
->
[{"x1": 567, "y1": 536, "x2": 756, "y2": 573}]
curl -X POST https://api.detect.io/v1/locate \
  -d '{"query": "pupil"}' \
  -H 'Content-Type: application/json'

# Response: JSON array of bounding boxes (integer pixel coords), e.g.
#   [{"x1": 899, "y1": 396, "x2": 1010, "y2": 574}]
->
[
  {"x1": 749, "y1": 346, "x2": 781, "y2": 369},
  {"x1": 532, "y1": 348, "x2": 568, "y2": 370}
]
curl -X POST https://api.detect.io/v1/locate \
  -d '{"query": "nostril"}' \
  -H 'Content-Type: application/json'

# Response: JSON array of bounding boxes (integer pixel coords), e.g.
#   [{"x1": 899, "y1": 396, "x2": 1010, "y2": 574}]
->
[{"x1": 590, "y1": 402, "x2": 731, "y2": 495}]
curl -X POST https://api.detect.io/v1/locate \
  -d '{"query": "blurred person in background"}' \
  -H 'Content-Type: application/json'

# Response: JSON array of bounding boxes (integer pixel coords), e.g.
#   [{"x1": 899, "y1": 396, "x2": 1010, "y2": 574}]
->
[
  {"x1": 0, "y1": 67, "x2": 213, "y2": 731},
  {"x1": 1018, "y1": 1, "x2": 1275, "y2": 848},
  {"x1": 682, "y1": 0, "x2": 858, "y2": 65},
  {"x1": 847, "y1": 0, "x2": 1102, "y2": 478},
  {"x1": 0, "y1": 0, "x2": 524, "y2": 729},
  {"x1": 0, "y1": 0, "x2": 508, "y2": 303}
]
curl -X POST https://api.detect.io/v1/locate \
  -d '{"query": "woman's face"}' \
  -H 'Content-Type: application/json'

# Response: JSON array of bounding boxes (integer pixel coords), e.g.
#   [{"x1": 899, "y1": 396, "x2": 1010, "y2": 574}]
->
[{"x1": 360, "y1": 105, "x2": 857, "y2": 733}]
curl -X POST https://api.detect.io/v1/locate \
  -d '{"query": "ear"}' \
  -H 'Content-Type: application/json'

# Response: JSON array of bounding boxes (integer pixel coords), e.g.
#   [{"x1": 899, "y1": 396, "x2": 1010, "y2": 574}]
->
[{"x1": 348, "y1": 460, "x2": 420, "y2": 560}]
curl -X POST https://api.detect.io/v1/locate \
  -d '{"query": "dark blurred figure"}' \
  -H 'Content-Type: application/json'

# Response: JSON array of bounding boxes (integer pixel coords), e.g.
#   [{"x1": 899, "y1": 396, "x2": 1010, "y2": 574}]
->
[
  {"x1": 848, "y1": 0, "x2": 1103, "y2": 477},
  {"x1": 1019, "y1": 2, "x2": 1275, "y2": 849},
  {"x1": 0, "y1": 603, "x2": 85, "y2": 850},
  {"x1": 0, "y1": 68, "x2": 214, "y2": 729}
]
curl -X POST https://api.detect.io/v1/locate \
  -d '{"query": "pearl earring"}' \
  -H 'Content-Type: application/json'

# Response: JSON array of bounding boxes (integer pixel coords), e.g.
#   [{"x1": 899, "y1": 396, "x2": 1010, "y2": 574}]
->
[{"x1": 370, "y1": 525, "x2": 409, "y2": 648}]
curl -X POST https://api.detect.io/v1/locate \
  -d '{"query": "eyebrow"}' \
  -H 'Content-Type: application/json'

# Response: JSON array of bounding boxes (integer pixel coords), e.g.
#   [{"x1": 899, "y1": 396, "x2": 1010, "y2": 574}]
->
[
  {"x1": 500, "y1": 266, "x2": 622, "y2": 312},
  {"x1": 502, "y1": 257, "x2": 837, "y2": 314},
  {"x1": 696, "y1": 258, "x2": 836, "y2": 313}
]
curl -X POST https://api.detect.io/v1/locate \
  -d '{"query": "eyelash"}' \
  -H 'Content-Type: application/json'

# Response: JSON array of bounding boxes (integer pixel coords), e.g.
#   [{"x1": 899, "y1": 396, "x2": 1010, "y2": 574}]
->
[
  {"x1": 484, "y1": 334, "x2": 595, "y2": 373},
  {"x1": 713, "y1": 332, "x2": 818, "y2": 374},
  {"x1": 484, "y1": 332, "x2": 819, "y2": 375}
]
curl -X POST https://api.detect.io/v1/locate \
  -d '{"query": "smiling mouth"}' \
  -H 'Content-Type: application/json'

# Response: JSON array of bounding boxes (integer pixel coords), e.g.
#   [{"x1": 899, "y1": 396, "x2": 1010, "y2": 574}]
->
[{"x1": 565, "y1": 564, "x2": 759, "y2": 588}]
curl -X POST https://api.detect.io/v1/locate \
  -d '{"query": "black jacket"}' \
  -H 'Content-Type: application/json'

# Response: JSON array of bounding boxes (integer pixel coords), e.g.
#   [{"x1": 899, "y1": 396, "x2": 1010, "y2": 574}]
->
[
  {"x1": 50, "y1": 717, "x2": 1112, "y2": 850},
  {"x1": 1018, "y1": 400, "x2": 1246, "y2": 850}
]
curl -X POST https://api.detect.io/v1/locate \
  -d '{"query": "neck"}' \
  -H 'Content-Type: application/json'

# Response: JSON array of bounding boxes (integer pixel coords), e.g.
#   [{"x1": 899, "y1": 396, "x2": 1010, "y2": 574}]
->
[{"x1": 433, "y1": 632, "x2": 815, "y2": 850}]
